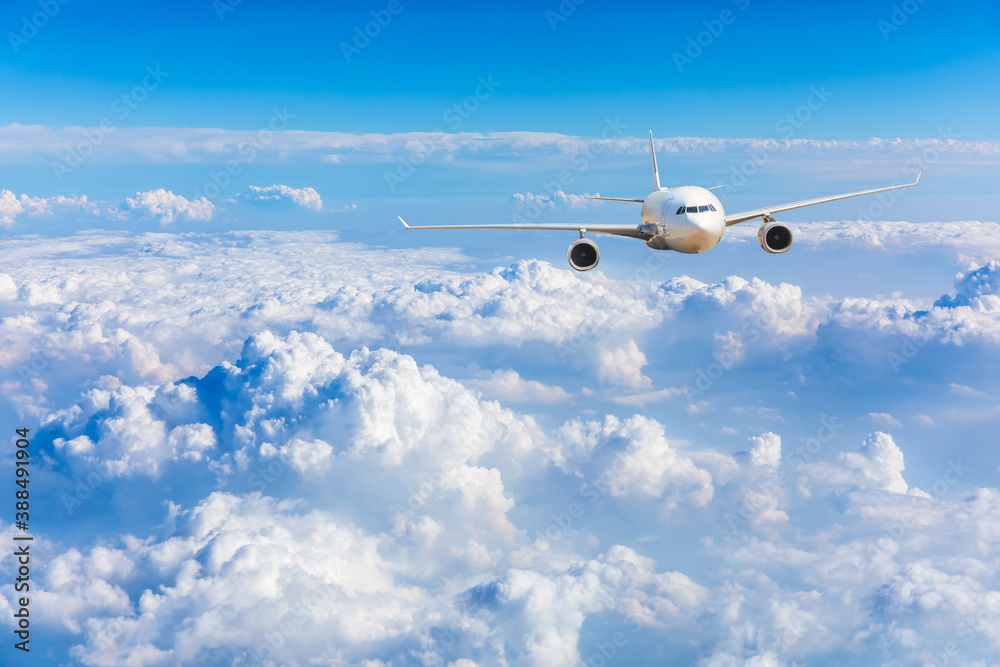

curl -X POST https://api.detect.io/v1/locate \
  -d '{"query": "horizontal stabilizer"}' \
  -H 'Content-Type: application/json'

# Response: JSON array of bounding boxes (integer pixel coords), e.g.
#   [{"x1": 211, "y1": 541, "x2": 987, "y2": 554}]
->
[{"x1": 584, "y1": 196, "x2": 645, "y2": 203}]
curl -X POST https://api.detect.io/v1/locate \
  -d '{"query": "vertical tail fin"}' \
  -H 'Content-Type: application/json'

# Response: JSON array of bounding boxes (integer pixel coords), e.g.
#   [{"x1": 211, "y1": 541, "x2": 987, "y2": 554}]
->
[{"x1": 649, "y1": 130, "x2": 662, "y2": 191}]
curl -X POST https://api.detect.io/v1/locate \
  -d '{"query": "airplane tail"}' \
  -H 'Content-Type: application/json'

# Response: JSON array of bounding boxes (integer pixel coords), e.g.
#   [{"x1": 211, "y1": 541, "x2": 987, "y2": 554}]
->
[
  {"x1": 582, "y1": 131, "x2": 665, "y2": 203},
  {"x1": 649, "y1": 130, "x2": 662, "y2": 191}
]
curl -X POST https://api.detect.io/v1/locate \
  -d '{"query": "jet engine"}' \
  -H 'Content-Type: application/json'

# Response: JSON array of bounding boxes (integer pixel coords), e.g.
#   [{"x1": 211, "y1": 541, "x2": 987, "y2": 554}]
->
[
  {"x1": 758, "y1": 221, "x2": 793, "y2": 254},
  {"x1": 567, "y1": 237, "x2": 600, "y2": 271}
]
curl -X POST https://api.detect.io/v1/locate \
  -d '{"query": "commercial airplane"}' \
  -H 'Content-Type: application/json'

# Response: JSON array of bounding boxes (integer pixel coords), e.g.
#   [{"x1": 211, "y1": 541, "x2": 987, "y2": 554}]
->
[{"x1": 398, "y1": 131, "x2": 920, "y2": 271}]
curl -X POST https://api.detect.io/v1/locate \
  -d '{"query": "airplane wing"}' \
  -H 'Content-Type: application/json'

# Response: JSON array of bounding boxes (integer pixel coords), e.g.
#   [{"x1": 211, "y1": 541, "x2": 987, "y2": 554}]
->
[
  {"x1": 723, "y1": 173, "x2": 921, "y2": 227},
  {"x1": 398, "y1": 217, "x2": 652, "y2": 240}
]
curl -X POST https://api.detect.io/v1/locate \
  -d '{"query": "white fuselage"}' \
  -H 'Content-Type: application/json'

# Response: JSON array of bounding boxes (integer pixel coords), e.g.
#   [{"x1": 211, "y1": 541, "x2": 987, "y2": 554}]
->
[{"x1": 639, "y1": 186, "x2": 726, "y2": 253}]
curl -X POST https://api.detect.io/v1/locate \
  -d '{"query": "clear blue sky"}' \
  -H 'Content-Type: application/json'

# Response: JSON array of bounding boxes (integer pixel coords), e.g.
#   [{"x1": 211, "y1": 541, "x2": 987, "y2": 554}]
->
[{"x1": 2, "y1": 0, "x2": 998, "y2": 138}]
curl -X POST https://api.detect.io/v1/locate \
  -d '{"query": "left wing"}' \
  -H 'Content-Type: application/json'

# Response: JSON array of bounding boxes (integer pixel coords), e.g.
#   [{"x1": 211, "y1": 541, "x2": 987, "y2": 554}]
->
[
  {"x1": 398, "y1": 217, "x2": 652, "y2": 240},
  {"x1": 724, "y1": 173, "x2": 921, "y2": 227}
]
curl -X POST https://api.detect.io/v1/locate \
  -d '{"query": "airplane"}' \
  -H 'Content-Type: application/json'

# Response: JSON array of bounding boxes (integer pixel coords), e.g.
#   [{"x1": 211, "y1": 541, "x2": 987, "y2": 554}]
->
[{"x1": 398, "y1": 131, "x2": 920, "y2": 271}]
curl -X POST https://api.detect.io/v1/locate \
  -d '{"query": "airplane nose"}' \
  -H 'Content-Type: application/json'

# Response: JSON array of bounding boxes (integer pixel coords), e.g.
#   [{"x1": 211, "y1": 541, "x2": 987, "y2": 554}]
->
[{"x1": 691, "y1": 212, "x2": 724, "y2": 236}]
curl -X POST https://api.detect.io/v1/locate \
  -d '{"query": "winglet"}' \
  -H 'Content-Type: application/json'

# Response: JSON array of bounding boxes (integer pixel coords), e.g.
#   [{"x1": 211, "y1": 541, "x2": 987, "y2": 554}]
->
[
  {"x1": 649, "y1": 130, "x2": 661, "y2": 191},
  {"x1": 398, "y1": 216, "x2": 410, "y2": 229},
  {"x1": 914, "y1": 171, "x2": 921, "y2": 185}
]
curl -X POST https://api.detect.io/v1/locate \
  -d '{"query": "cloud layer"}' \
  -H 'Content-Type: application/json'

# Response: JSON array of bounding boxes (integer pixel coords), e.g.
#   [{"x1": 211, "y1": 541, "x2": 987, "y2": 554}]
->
[
  {"x1": 2, "y1": 230, "x2": 999, "y2": 665},
  {"x1": 3, "y1": 123, "x2": 995, "y2": 166}
]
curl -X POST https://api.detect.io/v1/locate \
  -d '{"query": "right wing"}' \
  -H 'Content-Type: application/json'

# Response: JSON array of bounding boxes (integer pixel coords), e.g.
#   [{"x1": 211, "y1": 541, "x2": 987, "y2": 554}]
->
[
  {"x1": 724, "y1": 173, "x2": 921, "y2": 227},
  {"x1": 398, "y1": 217, "x2": 652, "y2": 240}
]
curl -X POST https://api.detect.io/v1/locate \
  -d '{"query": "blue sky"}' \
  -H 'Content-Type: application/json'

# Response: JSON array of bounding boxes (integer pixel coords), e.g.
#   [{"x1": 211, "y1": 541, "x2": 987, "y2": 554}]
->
[
  {"x1": 1, "y1": 0, "x2": 998, "y2": 235},
  {"x1": 2, "y1": 2, "x2": 1000, "y2": 666},
  {"x1": 3, "y1": 0, "x2": 999, "y2": 137}
]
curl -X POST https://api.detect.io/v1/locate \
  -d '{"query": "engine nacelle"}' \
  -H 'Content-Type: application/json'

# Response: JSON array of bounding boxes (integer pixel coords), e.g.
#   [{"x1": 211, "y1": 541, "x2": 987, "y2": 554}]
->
[
  {"x1": 758, "y1": 221, "x2": 793, "y2": 254},
  {"x1": 567, "y1": 238, "x2": 600, "y2": 271}
]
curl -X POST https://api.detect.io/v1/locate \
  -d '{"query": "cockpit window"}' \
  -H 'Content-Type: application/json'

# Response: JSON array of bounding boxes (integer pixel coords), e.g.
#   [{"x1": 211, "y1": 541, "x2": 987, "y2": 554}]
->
[
  {"x1": 686, "y1": 206, "x2": 697, "y2": 213},
  {"x1": 676, "y1": 206, "x2": 685, "y2": 215},
  {"x1": 708, "y1": 204, "x2": 717, "y2": 211},
  {"x1": 698, "y1": 205, "x2": 709, "y2": 212}
]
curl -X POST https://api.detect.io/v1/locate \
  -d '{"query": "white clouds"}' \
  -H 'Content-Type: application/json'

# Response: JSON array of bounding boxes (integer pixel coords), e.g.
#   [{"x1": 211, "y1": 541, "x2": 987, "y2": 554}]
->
[
  {"x1": 464, "y1": 368, "x2": 570, "y2": 404},
  {"x1": 5, "y1": 230, "x2": 1000, "y2": 664},
  {"x1": 868, "y1": 411, "x2": 902, "y2": 427},
  {"x1": 122, "y1": 188, "x2": 214, "y2": 225},
  {"x1": 749, "y1": 432, "x2": 782, "y2": 468},
  {"x1": 938, "y1": 261, "x2": 1000, "y2": 306},
  {"x1": 1, "y1": 123, "x2": 996, "y2": 166},
  {"x1": 850, "y1": 431, "x2": 909, "y2": 494},
  {"x1": 236, "y1": 184, "x2": 323, "y2": 211},
  {"x1": 0, "y1": 273, "x2": 16, "y2": 300},
  {"x1": 725, "y1": 220, "x2": 1000, "y2": 260},
  {"x1": 486, "y1": 548, "x2": 708, "y2": 666},
  {"x1": 551, "y1": 415, "x2": 715, "y2": 510},
  {"x1": 828, "y1": 260, "x2": 1000, "y2": 346},
  {"x1": 46, "y1": 492, "x2": 416, "y2": 665},
  {"x1": 511, "y1": 190, "x2": 601, "y2": 211},
  {"x1": 0, "y1": 189, "x2": 25, "y2": 228},
  {"x1": 802, "y1": 431, "x2": 910, "y2": 495},
  {"x1": 597, "y1": 339, "x2": 652, "y2": 389},
  {"x1": 0, "y1": 189, "x2": 98, "y2": 228}
]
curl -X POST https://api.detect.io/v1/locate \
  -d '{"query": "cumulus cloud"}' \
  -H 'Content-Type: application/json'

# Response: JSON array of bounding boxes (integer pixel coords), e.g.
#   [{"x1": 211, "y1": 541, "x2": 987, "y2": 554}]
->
[
  {"x1": 802, "y1": 431, "x2": 910, "y2": 495},
  {"x1": 828, "y1": 259, "x2": 1000, "y2": 346},
  {"x1": 551, "y1": 415, "x2": 715, "y2": 510},
  {"x1": 511, "y1": 190, "x2": 602, "y2": 211},
  {"x1": 0, "y1": 189, "x2": 99, "y2": 228},
  {"x1": 4, "y1": 230, "x2": 1000, "y2": 664},
  {"x1": 42, "y1": 492, "x2": 415, "y2": 665},
  {"x1": 597, "y1": 339, "x2": 652, "y2": 389},
  {"x1": 936, "y1": 261, "x2": 1000, "y2": 307},
  {"x1": 748, "y1": 431, "x2": 782, "y2": 468},
  {"x1": 122, "y1": 189, "x2": 214, "y2": 225},
  {"x1": 236, "y1": 184, "x2": 323, "y2": 211}
]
